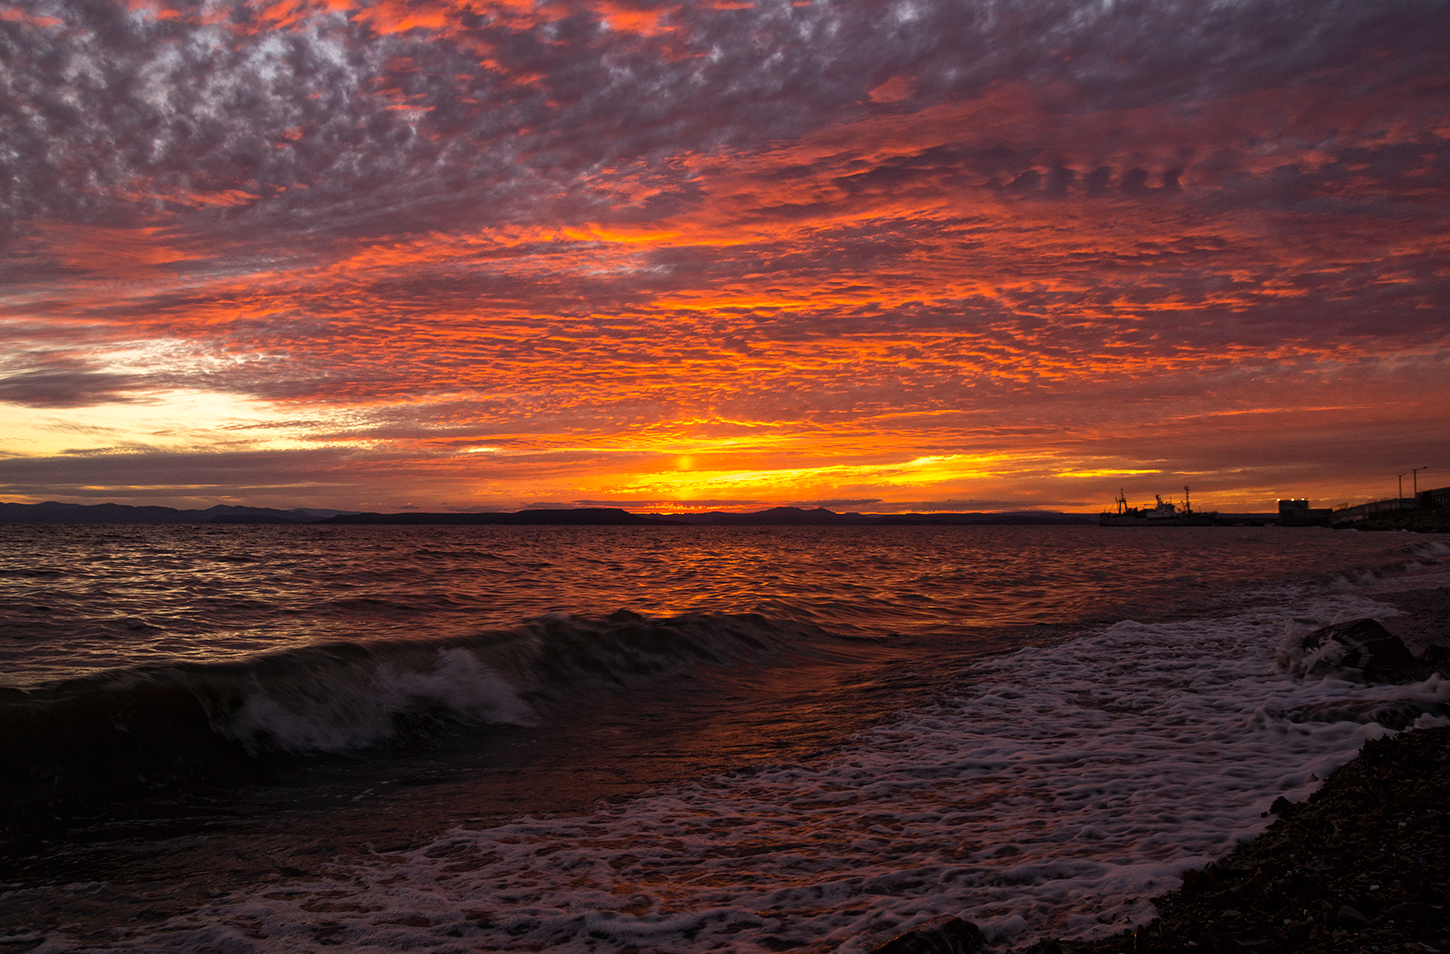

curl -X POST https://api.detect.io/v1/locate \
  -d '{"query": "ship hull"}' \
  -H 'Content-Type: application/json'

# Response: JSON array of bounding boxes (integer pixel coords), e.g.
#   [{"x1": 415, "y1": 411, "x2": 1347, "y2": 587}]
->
[{"x1": 1099, "y1": 511, "x2": 1218, "y2": 527}]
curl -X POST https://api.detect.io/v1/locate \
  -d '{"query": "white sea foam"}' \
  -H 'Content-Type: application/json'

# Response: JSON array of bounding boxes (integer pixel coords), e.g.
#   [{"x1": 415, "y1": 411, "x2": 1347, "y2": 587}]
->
[
  {"x1": 218, "y1": 648, "x2": 535, "y2": 753},
  {"x1": 35, "y1": 591, "x2": 1450, "y2": 954}
]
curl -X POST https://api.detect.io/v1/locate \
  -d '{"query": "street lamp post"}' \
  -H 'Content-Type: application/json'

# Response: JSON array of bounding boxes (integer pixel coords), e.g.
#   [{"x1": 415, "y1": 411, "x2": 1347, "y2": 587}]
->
[
  {"x1": 1413, "y1": 466, "x2": 1428, "y2": 500},
  {"x1": 1397, "y1": 473, "x2": 1405, "y2": 504}
]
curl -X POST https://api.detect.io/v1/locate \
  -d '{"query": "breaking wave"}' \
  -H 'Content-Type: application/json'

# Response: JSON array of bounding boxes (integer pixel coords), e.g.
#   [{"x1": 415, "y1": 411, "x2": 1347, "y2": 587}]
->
[{"x1": 0, "y1": 610, "x2": 826, "y2": 807}]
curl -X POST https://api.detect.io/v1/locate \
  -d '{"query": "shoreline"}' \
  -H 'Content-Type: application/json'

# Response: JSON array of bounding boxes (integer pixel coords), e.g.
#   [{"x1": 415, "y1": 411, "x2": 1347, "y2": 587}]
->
[
  {"x1": 1027, "y1": 583, "x2": 1450, "y2": 954},
  {"x1": 1033, "y1": 725, "x2": 1450, "y2": 954}
]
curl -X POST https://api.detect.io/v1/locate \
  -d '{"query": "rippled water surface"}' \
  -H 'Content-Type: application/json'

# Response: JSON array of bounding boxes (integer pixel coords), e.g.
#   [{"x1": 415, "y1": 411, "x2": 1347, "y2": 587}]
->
[{"x1": 1, "y1": 523, "x2": 1441, "y2": 686}]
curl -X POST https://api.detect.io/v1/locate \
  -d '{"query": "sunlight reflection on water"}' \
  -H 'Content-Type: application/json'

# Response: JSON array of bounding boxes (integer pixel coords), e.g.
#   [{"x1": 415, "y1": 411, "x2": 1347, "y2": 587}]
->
[{"x1": 0, "y1": 523, "x2": 1441, "y2": 687}]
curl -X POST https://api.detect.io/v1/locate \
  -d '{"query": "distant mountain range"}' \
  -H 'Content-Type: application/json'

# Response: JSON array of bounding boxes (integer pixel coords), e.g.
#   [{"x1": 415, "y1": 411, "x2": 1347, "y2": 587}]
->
[
  {"x1": 0, "y1": 501, "x2": 1096, "y2": 527},
  {"x1": 660, "y1": 507, "x2": 1095, "y2": 526},
  {"x1": 0, "y1": 501, "x2": 352, "y2": 524},
  {"x1": 321, "y1": 509, "x2": 670, "y2": 526}
]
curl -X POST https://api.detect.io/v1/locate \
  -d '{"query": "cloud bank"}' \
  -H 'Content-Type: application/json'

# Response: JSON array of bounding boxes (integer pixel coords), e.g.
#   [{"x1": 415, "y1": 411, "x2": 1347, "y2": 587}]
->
[{"x1": 2, "y1": 0, "x2": 1447, "y2": 510}]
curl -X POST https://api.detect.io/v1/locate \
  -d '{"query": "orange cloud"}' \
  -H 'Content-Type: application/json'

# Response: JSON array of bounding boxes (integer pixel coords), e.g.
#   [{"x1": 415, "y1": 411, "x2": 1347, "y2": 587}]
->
[{"x1": 3, "y1": 0, "x2": 1446, "y2": 512}]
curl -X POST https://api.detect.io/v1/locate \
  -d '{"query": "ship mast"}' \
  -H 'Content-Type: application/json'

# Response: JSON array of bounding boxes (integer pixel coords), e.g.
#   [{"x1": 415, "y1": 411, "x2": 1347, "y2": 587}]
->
[{"x1": 1184, "y1": 485, "x2": 1191, "y2": 514}]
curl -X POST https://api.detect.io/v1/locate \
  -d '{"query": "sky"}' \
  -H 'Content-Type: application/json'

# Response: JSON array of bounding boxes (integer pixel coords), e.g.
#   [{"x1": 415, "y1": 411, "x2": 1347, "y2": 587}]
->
[{"x1": 2, "y1": 0, "x2": 1448, "y2": 514}]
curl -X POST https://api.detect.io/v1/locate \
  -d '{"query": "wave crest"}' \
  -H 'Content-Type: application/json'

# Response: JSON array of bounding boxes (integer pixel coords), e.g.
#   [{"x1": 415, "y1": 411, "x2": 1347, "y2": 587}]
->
[{"x1": 0, "y1": 610, "x2": 818, "y2": 808}]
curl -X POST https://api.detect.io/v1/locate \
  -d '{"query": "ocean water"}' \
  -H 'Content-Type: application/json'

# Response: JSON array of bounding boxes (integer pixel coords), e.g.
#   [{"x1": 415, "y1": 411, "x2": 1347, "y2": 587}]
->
[{"x1": 2, "y1": 523, "x2": 1449, "y2": 952}]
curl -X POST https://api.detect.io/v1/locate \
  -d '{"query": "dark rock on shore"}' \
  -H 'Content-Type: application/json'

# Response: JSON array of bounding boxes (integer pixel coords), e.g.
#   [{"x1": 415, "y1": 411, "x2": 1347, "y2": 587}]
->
[
  {"x1": 1040, "y1": 724, "x2": 1450, "y2": 954},
  {"x1": 870, "y1": 916, "x2": 987, "y2": 954},
  {"x1": 1297, "y1": 618, "x2": 1419, "y2": 682}
]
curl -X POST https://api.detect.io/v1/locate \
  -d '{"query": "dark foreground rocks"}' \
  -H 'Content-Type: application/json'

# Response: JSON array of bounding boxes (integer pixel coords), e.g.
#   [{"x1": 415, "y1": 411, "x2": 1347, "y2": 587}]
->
[
  {"x1": 870, "y1": 916, "x2": 987, "y2": 954},
  {"x1": 1031, "y1": 724, "x2": 1450, "y2": 954},
  {"x1": 1296, "y1": 618, "x2": 1419, "y2": 682}
]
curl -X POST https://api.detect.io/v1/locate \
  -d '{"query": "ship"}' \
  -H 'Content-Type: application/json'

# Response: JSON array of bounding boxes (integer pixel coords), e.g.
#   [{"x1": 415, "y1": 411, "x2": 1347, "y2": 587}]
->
[{"x1": 1099, "y1": 486, "x2": 1218, "y2": 527}]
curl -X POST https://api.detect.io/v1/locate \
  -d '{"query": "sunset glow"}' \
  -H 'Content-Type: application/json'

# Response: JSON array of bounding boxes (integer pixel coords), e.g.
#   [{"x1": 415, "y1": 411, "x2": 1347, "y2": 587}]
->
[{"x1": 2, "y1": 0, "x2": 1447, "y2": 512}]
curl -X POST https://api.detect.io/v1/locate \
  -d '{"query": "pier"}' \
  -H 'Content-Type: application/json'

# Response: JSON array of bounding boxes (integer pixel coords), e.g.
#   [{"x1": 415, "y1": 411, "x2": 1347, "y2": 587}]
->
[{"x1": 1277, "y1": 485, "x2": 1450, "y2": 530}]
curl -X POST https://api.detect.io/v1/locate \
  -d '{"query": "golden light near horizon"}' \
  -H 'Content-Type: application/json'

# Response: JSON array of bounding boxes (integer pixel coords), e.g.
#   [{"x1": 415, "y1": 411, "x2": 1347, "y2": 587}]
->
[{"x1": 597, "y1": 454, "x2": 1015, "y2": 502}]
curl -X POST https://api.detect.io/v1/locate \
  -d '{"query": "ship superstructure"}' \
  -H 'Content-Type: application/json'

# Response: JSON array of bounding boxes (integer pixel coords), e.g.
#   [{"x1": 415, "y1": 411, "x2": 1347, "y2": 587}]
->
[{"x1": 1100, "y1": 486, "x2": 1217, "y2": 526}]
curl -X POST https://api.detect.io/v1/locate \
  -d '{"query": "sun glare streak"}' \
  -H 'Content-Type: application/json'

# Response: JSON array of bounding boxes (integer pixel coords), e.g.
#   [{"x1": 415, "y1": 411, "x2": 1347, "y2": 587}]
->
[{"x1": 602, "y1": 453, "x2": 1024, "y2": 499}]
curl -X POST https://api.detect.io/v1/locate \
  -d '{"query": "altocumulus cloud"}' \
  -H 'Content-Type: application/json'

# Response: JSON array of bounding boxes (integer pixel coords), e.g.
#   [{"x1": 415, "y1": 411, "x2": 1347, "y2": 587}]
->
[
  {"x1": 4, "y1": 0, "x2": 1446, "y2": 254},
  {"x1": 0, "y1": 0, "x2": 1447, "y2": 509}
]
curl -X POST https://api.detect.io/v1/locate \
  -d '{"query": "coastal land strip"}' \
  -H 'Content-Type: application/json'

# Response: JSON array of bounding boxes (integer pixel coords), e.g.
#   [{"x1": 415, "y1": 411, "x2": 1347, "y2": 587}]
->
[
  {"x1": 7, "y1": 498, "x2": 1450, "y2": 530},
  {"x1": 0, "y1": 501, "x2": 1095, "y2": 526}
]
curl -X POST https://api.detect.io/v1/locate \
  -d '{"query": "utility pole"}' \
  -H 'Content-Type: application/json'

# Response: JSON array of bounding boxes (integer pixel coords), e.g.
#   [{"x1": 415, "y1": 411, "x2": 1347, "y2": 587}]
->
[
  {"x1": 1397, "y1": 473, "x2": 1405, "y2": 503},
  {"x1": 1413, "y1": 466, "x2": 1428, "y2": 498}
]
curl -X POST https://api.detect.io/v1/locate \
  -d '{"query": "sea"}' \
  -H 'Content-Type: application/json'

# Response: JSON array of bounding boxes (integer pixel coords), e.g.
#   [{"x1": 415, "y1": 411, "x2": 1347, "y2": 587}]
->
[{"x1": 2, "y1": 522, "x2": 1449, "y2": 953}]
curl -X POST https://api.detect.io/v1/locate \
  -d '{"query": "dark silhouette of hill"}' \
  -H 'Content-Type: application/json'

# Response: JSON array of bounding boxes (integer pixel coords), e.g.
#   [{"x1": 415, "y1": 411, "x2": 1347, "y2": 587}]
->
[
  {"x1": 320, "y1": 508, "x2": 678, "y2": 526},
  {"x1": 0, "y1": 502, "x2": 343, "y2": 524},
  {"x1": 663, "y1": 507, "x2": 1095, "y2": 526},
  {"x1": 0, "y1": 502, "x2": 1094, "y2": 527},
  {"x1": 662, "y1": 507, "x2": 876, "y2": 526}
]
